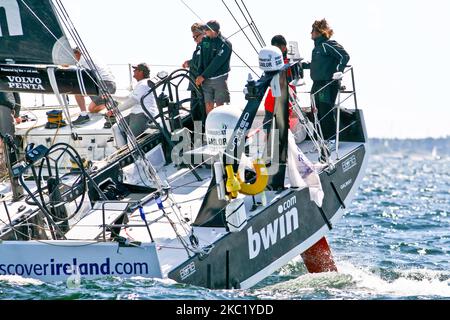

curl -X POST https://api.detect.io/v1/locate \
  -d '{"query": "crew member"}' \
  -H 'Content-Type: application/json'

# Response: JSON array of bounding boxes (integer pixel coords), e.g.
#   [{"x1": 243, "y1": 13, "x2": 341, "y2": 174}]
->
[
  {"x1": 195, "y1": 20, "x2": 233, "y2": 115},
  {"x1": 302, "y1": 19, "x2": 350, "y2": 141}
]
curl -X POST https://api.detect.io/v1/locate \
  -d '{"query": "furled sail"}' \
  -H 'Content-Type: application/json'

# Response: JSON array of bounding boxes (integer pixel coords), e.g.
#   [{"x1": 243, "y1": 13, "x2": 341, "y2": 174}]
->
[{"x1": 0, "y1": 0, "x2": 98, "y2": 95}]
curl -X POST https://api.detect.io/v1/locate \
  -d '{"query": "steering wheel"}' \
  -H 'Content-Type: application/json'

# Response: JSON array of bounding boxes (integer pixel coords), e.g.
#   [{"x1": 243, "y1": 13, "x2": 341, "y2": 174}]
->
[
  {"x1": 33, "y1": 143, "x2": 88, "y2": 223},
  {"x1": 141, "y1": 69, "x2": 204, "y2": 131}
]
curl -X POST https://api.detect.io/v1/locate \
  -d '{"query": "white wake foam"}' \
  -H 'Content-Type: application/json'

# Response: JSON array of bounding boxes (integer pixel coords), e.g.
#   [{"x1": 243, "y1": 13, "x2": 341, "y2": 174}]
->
[
  {"x1": 337, "y1": 261, "x2": 450, "y2": 298},
  {"x1": 0, "y1": 275, "x2": 43, "y2": 286}
]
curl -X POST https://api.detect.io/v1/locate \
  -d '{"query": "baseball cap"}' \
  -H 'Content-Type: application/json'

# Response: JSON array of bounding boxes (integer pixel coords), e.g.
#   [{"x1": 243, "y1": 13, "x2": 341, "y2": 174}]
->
[{"x1": 132, "y1": 63, "x2": 150, "y2": 77}]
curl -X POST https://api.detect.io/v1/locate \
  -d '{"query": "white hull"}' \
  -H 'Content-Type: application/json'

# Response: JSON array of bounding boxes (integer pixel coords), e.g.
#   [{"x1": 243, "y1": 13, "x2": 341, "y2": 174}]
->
[{"x1": 0, "y1": 241, "x2": 161, "y2": 281}]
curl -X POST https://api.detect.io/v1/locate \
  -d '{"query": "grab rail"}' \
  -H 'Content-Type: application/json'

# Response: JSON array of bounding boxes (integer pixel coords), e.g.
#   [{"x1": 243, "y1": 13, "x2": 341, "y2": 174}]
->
[
  {"x1": 299, "y1": 66, "x2": 358, "y2": 163},
  {"x1": 100, "y1": 200, "x2": 141, "y2": 242}
]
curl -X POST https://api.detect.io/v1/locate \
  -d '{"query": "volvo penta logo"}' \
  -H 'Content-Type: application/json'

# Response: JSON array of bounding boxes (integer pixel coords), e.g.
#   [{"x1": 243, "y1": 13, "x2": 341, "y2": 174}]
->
[
  {"x1": 247, "y1": 195, "x2": 299, "y2": 259},
  {"x1": 6, "y1": 75, "x2": 45, "y2": 91}
]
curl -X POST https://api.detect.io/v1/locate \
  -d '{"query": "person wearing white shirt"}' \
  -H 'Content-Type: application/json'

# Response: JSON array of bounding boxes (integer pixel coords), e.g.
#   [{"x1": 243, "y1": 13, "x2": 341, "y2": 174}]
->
[
  {"x1": 72, "y1": 47, "x2": 117, "y2": 125},
  {"x1": 107, "y1": 63, "x2": 157, "y2": 148}
]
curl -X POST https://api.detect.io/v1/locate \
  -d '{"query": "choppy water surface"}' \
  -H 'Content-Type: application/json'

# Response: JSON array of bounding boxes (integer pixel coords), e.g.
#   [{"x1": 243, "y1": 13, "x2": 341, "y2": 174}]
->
[{"x1": 1, "y1": 138, "x2": 449, "y2": 300}]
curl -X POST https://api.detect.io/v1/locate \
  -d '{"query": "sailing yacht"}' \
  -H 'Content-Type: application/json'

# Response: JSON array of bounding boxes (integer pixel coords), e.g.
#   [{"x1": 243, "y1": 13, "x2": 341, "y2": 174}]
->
[{"x1": 0, "y1": 0, "x2": 368, "y2": 289}]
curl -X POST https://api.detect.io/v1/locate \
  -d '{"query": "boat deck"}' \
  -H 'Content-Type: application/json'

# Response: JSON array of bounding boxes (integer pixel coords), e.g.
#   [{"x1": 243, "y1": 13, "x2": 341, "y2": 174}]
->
[
  {"x1": 2, "y1": 104, "x2": 365, "y2": 276},
  {"x1": 115, "y1": 140, "x2": 363, "y2": 274}
]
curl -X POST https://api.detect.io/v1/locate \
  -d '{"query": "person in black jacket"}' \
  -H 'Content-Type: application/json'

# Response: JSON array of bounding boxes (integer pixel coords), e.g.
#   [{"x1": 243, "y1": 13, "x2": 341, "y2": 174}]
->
[
  {"x1": 303, "y1": 19, "x2": 350, "y2": 141},
  {"x1": 183, "y1": 23, "x2": 207, "y2": 124},
  {"x1": 195, "y1": 20, "x2": 232, "y2": 115},
  {"x1": 183, "y1": 23, "x2": 206, "y2": 79},
  {"x1": 0, "y1": 92, "x2": 21, "y2": 175},
  {"x1": 0, "y1": 91, "x2": 21, "y2": 141}
]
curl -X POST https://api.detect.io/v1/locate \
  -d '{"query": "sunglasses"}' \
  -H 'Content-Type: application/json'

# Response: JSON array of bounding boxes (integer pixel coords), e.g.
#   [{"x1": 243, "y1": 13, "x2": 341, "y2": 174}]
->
[{"x1": 193, "y1": 34, "x2": 202, "y2": 40}]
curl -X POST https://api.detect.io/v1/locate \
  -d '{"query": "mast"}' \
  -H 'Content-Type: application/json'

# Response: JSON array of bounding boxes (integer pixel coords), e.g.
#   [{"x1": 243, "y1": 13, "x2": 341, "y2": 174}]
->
[{"x1": 193, "y1": 67, "x2": 291, "y2": 227}]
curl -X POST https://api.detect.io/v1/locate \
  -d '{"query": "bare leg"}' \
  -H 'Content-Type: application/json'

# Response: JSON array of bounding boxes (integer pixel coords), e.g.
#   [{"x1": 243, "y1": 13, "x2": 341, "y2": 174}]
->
[
  {"x1": 75, "y1": 95, "x2": 87, "y2": 112},
  {"x1": 88, "y1": 102, "x2": 106, "y2": 113}
]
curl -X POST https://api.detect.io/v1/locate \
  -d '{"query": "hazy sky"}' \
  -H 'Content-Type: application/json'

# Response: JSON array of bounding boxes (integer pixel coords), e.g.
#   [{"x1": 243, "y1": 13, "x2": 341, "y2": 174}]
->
[{"x1": 60, "y1": 0, "x2": 450, "y2": 139}]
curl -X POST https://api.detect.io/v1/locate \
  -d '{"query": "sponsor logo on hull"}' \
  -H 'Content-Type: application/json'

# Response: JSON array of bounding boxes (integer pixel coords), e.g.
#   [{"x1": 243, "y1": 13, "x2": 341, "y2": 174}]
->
[
  {"x1": 180, "y1": 261, "x2": 196, "y2": 280},
  {"x1": 6, "y1": 75, "x2": 45, "y2": 91},
  {"x1": 340, "y1": 178, "x2": 353, "y2": 190},
  {"x1": 342, "y1": 155, "x2": 357, "y2": 173},
  {"x1": 247, "y1": 195, "x2": 299, "y2": 259}
]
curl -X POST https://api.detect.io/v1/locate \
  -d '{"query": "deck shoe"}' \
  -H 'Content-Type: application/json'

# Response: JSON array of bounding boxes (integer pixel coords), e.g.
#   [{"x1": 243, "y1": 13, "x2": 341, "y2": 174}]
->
[
  {"x1": 72, "y1": 114, "x2": 90, "y2": 126},
  {"x1": 103, "y1": 114, "x2": 116, "y2": 129}
]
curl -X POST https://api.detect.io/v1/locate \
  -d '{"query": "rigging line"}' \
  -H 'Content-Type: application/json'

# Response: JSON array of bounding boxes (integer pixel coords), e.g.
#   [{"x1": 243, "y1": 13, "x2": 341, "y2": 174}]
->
[
  {"x1": 53, "y1": 1, "x2": 82, "y2": 56},
  {"x1": 52, "y1": 2, "x2": 151, "y2": 188},
  {"x1": 179, "y1": 0, "x2": 204, "y2": 22},
  {"x1": 227, "y1": 24, "x2": 251, "y2": 40},
  {"x1": 243, "y1": 14, "x2": 265, "y2": 50},
  {"x1": 289, "y1": 88, "x2": 323, "y2": 152},
  {"x1": 54, "y1": 6, "x2": 161, "y2": 185},
  {"x1": 179, "y1": 0, "x2": 260, "y2": 78},
  {"x1": 0, "y1": 216, "x2": 66, "y2": 242},
  {"x1": 222, "y1": 0, "x2": 259, "y2": 55},
  {"x1": 225, "y1": 0, "x2": 265, "y2": 48},
  {"x1": 247, "y1": 21, "x2": 263, "y2": 47},
  {"x1": 165, "y1": 196, "x2": 195, "y2": 241},
  {"x1": 52, "y1": 0, "x2": 109, "y2": 107},
  {"x1": 251, "y1": 22, "x2": 265, "y2": 47},
  {"x1": 168, "y1": 156, "x2": 216, "y2": 185},
  {"x1": 54, "y1": 2, "x2": 163, "y2": 190},
  {"x1": 54, "y1": 0, "x2": 116, "y2": 104},
  {"x1": 18, "y1": 0, "x2": 74, "y2": 64},
  {"x1": 232, "y1": 0, "x2": 265, "y2": 49},
  {"x1": 229, "y1": 48, "x2": 260, "y2": 78},
  {"x1": 240, "y1": 0, "x2": 266, "y2": 47},
  {"x1": 54, "y1": 1, "x2": 109, "y2": 93},
  {"x1": 225, "y1": 0, "x2": 265, "y2": 49},
  {"x1": 158, "y1": 206, "x2": 192, "y2": 256}
]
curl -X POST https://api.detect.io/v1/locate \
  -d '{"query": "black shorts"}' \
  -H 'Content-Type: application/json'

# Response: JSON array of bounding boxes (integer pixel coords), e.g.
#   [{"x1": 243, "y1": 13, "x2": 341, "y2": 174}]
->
[{"x1": 89, "y1": 80, "x2": 116, "y2": 105}]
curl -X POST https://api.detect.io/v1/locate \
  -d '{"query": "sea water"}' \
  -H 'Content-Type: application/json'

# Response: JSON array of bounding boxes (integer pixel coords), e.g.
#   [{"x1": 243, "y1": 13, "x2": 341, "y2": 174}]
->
[{"x1": 0, "y1": 138, "x2": 449, "y2": 300}]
